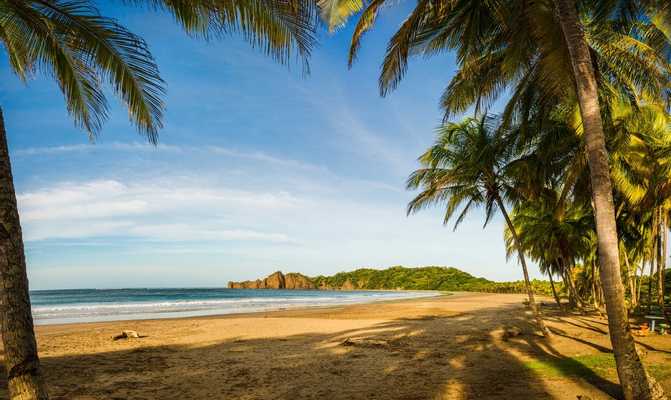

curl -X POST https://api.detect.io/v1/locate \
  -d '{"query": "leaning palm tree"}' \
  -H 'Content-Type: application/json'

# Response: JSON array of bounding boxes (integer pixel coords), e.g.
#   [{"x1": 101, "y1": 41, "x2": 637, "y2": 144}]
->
[
  {"x1": 406, "y1": 116, "x2": 550, "y2": 336},
  {"x1": 324, "y1": 0, "x2": 670, "y2": 397},
  {"x1": 0, "y1": 2, "x2": 317, "y2": 399}
]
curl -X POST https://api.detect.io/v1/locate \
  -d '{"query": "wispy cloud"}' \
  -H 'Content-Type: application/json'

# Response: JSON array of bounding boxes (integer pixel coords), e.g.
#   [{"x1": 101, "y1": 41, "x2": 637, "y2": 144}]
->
[
  {"x1": 14, "y1": 142, "x2": 327, "y2": 173},
  {"x1": 18, "y1": 179, "x2": 299, "y2": 243}
]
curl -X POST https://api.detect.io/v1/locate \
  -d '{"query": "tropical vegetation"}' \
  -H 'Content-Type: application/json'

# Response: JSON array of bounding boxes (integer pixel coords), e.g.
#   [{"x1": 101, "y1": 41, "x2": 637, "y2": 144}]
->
[
  {"x1": 318, "y1": 0, "x2": 671, "y2": 398},
  {"x1": 313, "y1": 265, "x2": 564, "y2": 296}
]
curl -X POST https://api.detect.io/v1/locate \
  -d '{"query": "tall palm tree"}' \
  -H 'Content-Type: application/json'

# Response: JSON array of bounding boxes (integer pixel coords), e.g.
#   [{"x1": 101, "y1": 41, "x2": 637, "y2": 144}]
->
[
  {"x1": 322, "y1": 0, "x2": 670, "y2": 397},
  {"x1": 406, "y1": 116, "x2": 550, "y2": 336},
  {"x1": 0, "y1": 2, "x2": 317, "y2": 399}
]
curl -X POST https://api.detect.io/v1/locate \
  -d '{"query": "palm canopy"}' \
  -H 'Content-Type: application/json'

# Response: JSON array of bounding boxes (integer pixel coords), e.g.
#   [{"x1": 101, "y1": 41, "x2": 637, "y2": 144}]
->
[
  {"x1": 1, "y1": 0, "x2": 166, "y2": 140},
  {"x1": 326, "y1": 0, "x2": 671, "y2": 117},
  {"x1": 130, "y1": 0, "x2": 318, "y2": 70},
  {"x1": 406, "y1": 115, "x2": 515, "y2": 229},
  {"x1": 0, "y1": 0, "x2": 318, "y2": 142},
  {"x1": 504, "y1": 191, "x2": 594, "y2": 275},
  {"x1": 610, "y1": 101, "x2": 671, "y2": 210}
]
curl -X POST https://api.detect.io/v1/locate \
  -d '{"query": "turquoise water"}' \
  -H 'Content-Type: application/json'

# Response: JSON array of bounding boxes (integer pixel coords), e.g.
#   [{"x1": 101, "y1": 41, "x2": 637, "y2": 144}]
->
[{"x1": 29, "y1": 288, "x2": 438, "y2": 325}]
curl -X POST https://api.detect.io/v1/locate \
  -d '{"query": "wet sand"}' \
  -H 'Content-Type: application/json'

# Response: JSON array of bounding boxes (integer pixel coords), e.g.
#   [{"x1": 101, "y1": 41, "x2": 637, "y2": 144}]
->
[{"x1": 1, "y1": 292, "x2": 670, "y2": 399}]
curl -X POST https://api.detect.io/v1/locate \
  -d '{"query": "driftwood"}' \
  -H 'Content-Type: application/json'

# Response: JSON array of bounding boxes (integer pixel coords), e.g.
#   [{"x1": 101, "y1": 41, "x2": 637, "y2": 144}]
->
[
  {"x1": 341, "y1": 337, "x2": 391, "y2": 349},
  {"x1": 113, "y1": 330, "x2": 143, "y2": 340}
]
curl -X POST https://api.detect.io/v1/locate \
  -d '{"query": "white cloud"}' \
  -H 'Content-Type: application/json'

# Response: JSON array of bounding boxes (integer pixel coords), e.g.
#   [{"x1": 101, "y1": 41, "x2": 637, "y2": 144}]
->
[{"x1": 17, "y1": 179, "x2": 298, "y2": 243}]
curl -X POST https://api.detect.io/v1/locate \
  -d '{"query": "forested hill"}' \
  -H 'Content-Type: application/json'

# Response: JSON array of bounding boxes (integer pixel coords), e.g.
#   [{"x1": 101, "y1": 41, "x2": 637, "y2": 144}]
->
[{"x1": 229, "y1": 266, "x2": 556, "y2": 296}]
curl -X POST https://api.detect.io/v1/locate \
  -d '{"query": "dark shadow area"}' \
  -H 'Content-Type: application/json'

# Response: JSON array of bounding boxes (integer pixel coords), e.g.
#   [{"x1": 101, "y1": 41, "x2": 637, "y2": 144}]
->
[{"x1": 0, "y1": 300, "x2": 629, "y2": 399}]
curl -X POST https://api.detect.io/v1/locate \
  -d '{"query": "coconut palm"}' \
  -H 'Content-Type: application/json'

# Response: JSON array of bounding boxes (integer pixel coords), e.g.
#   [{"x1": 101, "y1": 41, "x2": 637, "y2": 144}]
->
[
  {"x1": 0, "y1": 2, "x2": 317, "y2": 398},
  {"x1": 610, "y1": 101, "x2": 671, "y2": 318},
  {"x1": 323, "y1": 0, "x2": 671, "y2": 396},
  {"x1": 504, "y1": 191, "x2": 594, "y2": 308},
  {"x1": 406, "y1": 116, "x2": 550, "y2": 336}
]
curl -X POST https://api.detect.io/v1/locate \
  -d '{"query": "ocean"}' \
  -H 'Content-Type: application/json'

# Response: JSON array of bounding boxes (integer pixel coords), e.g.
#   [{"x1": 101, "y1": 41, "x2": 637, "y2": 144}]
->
[{"x1": 30, "y1": 288, "x2": 439, "y2": 325}]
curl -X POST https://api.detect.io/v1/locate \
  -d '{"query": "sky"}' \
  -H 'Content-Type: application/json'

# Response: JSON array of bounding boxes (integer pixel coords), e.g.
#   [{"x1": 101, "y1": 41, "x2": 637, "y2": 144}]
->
[{"x1": 0, "y1": 3, "x2": 542, "y2": 290}]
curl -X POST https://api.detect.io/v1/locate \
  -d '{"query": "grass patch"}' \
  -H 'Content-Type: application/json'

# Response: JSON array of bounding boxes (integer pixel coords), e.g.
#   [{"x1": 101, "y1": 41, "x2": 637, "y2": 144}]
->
[{"x1": 524, "y1": 354, "x2": 671, "y2": 381}]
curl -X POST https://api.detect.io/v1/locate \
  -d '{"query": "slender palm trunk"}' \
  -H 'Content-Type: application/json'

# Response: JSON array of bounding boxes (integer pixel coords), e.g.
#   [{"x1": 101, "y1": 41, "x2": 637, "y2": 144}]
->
[
  {"x1": 562, "y1": 270, "x2": 576, "y2": 308},
  {"x1": 495, "y1": 195, "x2": 549, "y2": 336},
  {"x1": 554, "y1": 1, "x2": 666, "y2": 398},
  {"x1": 648, "y1": 259, "x2": 655, "y2": 313},
  {"x1": 565, "y1": 264, "x2": 585, "y2": 309},
  {"x1": 548, "y1": 272, "x2": 562, "y2": 309},
  {"x1": 657, "y1": 211, "x2": 665, "y2": 310},
  {"x1": 661, "y1": 214, "x2": 669, "y2": 324},
  {"x1": 623, "y1": 249, "x2": 637, "y2": 309},
  {"x1": 636, "y1": 263, "x2": 643, "y2": 307},
  {"x1": 0, "y1": 109, "x2": 49, "y2": 399}
]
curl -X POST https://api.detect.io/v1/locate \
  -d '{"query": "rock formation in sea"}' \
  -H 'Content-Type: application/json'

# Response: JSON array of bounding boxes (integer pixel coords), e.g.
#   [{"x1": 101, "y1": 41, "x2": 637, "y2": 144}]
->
[{"x1": 228, "y1": 271, "x2": 315, "y2": 289}]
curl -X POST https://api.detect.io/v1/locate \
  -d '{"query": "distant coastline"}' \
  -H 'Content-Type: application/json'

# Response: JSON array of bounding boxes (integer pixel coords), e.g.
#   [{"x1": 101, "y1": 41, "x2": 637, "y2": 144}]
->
[{"x1": 228, "y1": 265, "x2": 558, "y2": 296}]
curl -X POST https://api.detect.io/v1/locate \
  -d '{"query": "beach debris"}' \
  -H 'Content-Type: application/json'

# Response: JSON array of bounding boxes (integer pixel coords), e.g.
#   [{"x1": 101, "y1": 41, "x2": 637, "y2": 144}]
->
[
  {"x1": 341, "y1": 337, "x2": 391, "y2": 349},
  {"x1": 113, "y1": 330, "x2": 142, "y2": 340},
  {"x1": 501, "y1": 326, "x2": 523, "y2": 341}
]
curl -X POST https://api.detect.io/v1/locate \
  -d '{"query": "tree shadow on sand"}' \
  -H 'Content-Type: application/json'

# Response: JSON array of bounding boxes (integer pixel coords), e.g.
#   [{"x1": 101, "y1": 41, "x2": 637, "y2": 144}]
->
[{"x1": 0, "y1": 301, "x2": 630, "y2": 399}]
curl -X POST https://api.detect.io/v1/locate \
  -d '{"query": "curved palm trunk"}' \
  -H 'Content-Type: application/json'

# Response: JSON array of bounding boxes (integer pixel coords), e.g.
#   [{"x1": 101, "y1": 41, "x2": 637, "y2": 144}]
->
[
  {"x1": 0, "y1": 109, "x2": 49, "y2": 399},
  {"x1": 554, "y1": 1, "x2": 666, "y2": 398},
  {"x1": 495, "y1": 196, "x2": 549, "y2": 336},
  {"x1": 548, "y1": 272, "x2": 562, "y2": 309}
]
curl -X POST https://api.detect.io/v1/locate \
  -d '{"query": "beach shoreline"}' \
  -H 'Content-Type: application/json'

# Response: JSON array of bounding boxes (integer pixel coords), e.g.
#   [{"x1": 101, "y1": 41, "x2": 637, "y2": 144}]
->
[
  {"x1": 31, "y1": 288, "x2": 445, "y2": 326},
  {"x1": 2, "y1": 292, "x2": 669, "y2": 399}
]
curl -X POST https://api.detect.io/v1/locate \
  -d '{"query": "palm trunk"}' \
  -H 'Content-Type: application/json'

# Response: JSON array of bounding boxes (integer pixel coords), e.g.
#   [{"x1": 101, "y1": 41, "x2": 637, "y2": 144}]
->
[
  {"x1": 636, "y1": 262, "x2": 643, "y2": 307},
  {"x1": 623, "y1": 249, "x2": 637, "y2": 309},
  {"x1": 657, "y1": 211, "x2": 665, "y2": 310},
  {"x1": 554, "y1": 1, "x2": 666, "y2": 398},
  {"x1": 591, "y1": 259, "x2": 599, "y2": 308},
  {"x1": 495, "y1": 195, "x2": 549, "y2": 336},
  {"x1": 548, "y1": 272, "x2": 562, "y2": 309},
  {"x1": 661, "y1": 214, "x2": 669, "y2": 324},
  {"x1": 565, "y1": 264, "x2": 585, "y2": 309},
  {"x1": 648, "y1": 258, "x2": 655, "y2": 313},
  {"x1": 560, "y1": 269, "x2": 574, "y2": 308},
  {"x1": 0, "y1": 109, "x2": 49, "y2": 399}
]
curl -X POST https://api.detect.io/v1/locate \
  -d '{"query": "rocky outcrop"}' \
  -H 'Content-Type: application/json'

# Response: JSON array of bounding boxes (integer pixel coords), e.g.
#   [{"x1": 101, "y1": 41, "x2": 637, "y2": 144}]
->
[
  {"x1": 265, "y1": 271, "x2": 285, "y2": 288},
  {"x1": 229, "y1": 271, "x2": 315, "y2": 290},
  {"x1": 285, "y1": 273, "x2": 315, "y2": 289}
]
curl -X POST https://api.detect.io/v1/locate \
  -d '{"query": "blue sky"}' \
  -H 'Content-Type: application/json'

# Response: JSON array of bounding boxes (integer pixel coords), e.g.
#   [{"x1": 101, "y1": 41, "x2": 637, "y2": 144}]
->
[{"x1": 1, "y1": 3, "x2": 541, "y2": 289}]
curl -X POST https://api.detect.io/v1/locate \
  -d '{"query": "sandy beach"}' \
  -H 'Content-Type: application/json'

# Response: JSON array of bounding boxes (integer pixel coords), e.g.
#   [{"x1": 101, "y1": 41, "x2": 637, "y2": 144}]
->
[{"x1": 1, "y1": 292, "x2": 670, "y2": 399}]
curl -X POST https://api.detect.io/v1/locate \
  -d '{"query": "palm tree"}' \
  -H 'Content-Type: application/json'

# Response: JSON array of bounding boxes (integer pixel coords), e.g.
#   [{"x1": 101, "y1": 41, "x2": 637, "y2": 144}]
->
[
  {"x1": 322, "y1": 0, "x2": 670, "y2": 396},
  {"x1": 610, "y1": 101, "x2": 671, "y2": 319},
  {"x1": 0, "y1": 2, "x2": 317, "y2": 398},
  {"x1": 406, "y1": 116, "x2": 549, "y2": 336},
  {"x1": 504, "y1": 191, "x2": 594, "y2": 309}
]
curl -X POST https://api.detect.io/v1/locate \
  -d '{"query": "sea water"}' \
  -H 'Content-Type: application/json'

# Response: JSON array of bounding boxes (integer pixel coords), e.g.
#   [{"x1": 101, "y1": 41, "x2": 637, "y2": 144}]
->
[{"x1": 30, "y1": 288, "x2": 439, "y2": 325}]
